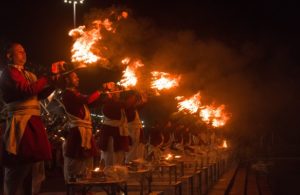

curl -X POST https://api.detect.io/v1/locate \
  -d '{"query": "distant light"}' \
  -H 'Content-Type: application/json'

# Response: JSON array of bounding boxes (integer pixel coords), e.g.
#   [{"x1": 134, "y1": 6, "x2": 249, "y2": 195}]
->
[
  {"x1": 68, "y1": 1, "x2": 72, "y2": 3},
  {"x1": 64, "y1": 0, "x2": 67, "y2": 3}
]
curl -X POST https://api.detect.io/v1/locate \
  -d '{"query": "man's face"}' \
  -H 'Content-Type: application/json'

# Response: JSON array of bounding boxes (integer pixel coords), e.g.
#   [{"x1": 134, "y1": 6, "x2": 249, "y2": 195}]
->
[
  {"x1": 68, "y1": 72, "x2": 80, "y2": 87},
  {"x1": 7, "y1": 44, "x2": 27, "y2": 66}
]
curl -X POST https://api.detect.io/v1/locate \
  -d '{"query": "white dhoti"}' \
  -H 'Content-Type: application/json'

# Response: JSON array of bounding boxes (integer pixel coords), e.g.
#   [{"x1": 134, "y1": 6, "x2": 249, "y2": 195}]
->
[
  {"x1": 125, "y1": 111, "x2": 144, "y2": 163},
  {"x1": 101, "y1": 137, "x2": 125, "y2": 167}
]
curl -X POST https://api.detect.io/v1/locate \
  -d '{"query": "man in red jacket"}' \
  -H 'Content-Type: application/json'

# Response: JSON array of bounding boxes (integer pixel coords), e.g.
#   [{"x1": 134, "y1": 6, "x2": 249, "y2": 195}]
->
[
  {"x1": 62, "y1": 71, "x2": 104, "y2": 181},
  {"x1": 99, "y1": 88, "x2": 134, "y2": 167},
  {"x1": 0, "y1": 43, "x2": 63, "y2": 195},
  {"x1": 125, "y1": 92, "x2": 145, "y2": 163}
]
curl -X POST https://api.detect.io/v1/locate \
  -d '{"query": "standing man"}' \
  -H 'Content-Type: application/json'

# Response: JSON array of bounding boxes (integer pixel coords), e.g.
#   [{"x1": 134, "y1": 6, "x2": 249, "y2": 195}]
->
[
  {"x1": 125, "y1": 91, "x2": 145, "y2": 163},
  {"x1": 0, "y1": 43, "x2": 63, "y2": 195},
  {"x1": 99, "y1": 88, "x2": 132, "y2": 167},
  {"x1": 62, "y1": 71, "x2": 103, "y2": 181}
]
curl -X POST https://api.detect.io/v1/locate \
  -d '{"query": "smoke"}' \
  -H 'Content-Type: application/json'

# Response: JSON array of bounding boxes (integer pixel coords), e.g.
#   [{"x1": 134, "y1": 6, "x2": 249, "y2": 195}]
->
[{"x1": 79, "y1": 7, "x2": 300, "y2": 143}]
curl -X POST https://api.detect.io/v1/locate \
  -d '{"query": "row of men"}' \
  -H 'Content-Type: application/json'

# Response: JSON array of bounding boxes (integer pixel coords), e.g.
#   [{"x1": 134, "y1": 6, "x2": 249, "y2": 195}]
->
[{"x1": 0, "y1": 43, "x2": 144, "y2": 195}]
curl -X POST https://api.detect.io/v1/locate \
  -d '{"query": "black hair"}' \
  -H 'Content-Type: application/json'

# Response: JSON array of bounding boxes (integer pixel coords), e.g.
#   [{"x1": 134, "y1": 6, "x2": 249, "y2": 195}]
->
[{"x1": 1, "y1": 42, "x2": 22, "y2": 65}]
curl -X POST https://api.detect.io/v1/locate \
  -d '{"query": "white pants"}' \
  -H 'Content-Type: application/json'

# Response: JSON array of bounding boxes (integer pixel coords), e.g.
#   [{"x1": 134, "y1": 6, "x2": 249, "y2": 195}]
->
[
  {"x1": 125, "y1": 127, "x2": 144, "y2": 163},
  {"x1": 101, "y1": 136, "x2": 125, "y2": 167},
  {"x1": 63, "y1": 156, "x2": 93, "y2": 181},
  {"x1": 4, "y1": 161, "x2": 45, "y2": 195}
]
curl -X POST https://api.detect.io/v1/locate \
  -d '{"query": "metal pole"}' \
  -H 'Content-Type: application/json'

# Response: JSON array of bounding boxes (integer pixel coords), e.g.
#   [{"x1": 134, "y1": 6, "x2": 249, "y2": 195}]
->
[{"x1": 73, "y1": 1, "x2": 76, "y2": 27}]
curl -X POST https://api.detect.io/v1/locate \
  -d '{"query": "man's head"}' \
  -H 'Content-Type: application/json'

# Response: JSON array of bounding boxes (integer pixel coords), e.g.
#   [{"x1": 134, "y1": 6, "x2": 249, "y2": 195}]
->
[
  {"x1": 121, "y1": 90, "x2": 139, "y2": 108},
  {"x1": 5, "y1": 43, "x2": 27, "y2": 66},
  {"x1": 65, "y1": 72, "x2": 79, "y2": 88}
]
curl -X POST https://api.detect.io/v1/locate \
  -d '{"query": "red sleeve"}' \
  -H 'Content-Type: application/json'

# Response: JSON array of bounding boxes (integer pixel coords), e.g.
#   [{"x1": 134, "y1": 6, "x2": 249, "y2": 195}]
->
[
  {"x1": 9, "y1": 68, "x2": 49, "y2": 97},
  {"x1": 71, "y1": 90, "x2": 101, "y2": 105}
]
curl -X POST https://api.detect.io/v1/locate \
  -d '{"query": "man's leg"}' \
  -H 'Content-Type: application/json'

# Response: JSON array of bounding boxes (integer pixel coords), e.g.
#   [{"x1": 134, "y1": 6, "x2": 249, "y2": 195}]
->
[
  {"x1": 101, "y1": 137, "x2": 114, "y2": 167},
  {"x1": 4, "y1": 163, "x2": 32, "y2": 195},
  {"x1": 32, "y1": 161, "x2": 45, "y2": 195}
]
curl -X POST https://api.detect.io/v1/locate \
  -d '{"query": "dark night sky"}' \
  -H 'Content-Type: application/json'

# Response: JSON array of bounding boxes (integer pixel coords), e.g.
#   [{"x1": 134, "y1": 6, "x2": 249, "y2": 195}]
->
[{"x1": 1, "y1": 0, "x2": 300, "y2": 143}]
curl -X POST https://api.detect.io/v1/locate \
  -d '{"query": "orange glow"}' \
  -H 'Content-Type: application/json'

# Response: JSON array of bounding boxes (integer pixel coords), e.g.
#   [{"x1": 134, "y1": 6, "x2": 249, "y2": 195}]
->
[
  {"x1": 151, "y1": 71, "x2": 181, "y2": 92},
  {"x1": 176, "y1": 92, "x2": 201, "y2": 114},
  {"x1": 68, "y1": 11, "x2": 128, "y2": 65},
  {"x1": 119, "y1": 60, "x2": 144, "y2": 88},
  {"x1": 121, "y1": 57, "x2": 130, "y2": 65},
  {"x1": 199, "y1": 104, "x2": 229, "y2": 127},
  {"x1": 165, "y1": 153, "x2": 173, "y2": 161},
  {"x1": 222, "y1": 140, "x2": 228, "y2": 148}
]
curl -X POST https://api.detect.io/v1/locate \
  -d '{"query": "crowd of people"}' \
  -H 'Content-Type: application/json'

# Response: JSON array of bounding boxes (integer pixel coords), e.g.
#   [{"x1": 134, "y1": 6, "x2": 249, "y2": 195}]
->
[{"x1": 0, "y1": 43, "x2": 226, "y2": 195}]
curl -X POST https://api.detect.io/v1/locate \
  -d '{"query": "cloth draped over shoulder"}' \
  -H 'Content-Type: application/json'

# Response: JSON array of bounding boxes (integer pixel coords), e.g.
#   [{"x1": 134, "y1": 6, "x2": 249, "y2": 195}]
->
[
  {"x1": 102, "y1": 109, "x2": 129, "y2": 136},
  {"x1": 2, "y1": 69, "x2": 41, "y2": 155},
  {"x1": 67, "y1": 105, "x2": 93, "y2": 149}
]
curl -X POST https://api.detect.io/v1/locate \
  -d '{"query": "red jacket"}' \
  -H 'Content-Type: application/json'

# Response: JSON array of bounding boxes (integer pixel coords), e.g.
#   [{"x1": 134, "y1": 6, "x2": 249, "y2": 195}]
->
[
  {"x1": 99, "y1": 100, "x2": 129, "y2": 152},
  {"x1": 0, "y1": 66, "x2": 53, "y2": 165},
  {"x1": 62, "y1": 89, "x2": 100, "y2": 159}
]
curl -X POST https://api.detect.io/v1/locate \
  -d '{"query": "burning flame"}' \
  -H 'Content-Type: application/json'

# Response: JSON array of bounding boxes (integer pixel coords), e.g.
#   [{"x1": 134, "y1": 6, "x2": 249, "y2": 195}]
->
[
  {"x1": 199, "y1": 104, "x2": 229, "y2": 127},
  {"x1": 119, "y1": 60, "x2": 144, "y2": 88},
  {"x1": 176, "y1": 92, "x2": 201, "y2": 114},
  {"x1": 151, "y1": 71, "x2": 181, "y2": 91},
  {"x1": 68, "y1": 11, "x2": 128, "y2": 65},
  {"x1": 94, "y1": 167, "x2": 100, "y2": 172},
  {"x1": 121, "y1": 57, "x2": 130, "y2": 65},
  {"x1": 222, "y1": 140, "x2": 228, "y2": 148},
  {"x1": 165, "y1": 153, "x2": 173, "y2": 161}
]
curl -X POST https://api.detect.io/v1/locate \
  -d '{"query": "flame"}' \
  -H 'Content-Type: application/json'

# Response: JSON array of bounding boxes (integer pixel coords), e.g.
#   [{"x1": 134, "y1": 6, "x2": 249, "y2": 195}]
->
[
  {"x1": 68, "y1": 11, "x2": 128, "y2": 65},
  {"x1": 94, "y1": 167, "x2": 100, "y2": 172},
  {"x1": 151, "y1": 71, "x2": 181, "y2": 91},
  {"x1": 199, "y1": 104, "x2": 229, "y2": 127},
  {"x1": 222, "y1": 140, "x2": 228, "y2": 148},
  {"x1": 121, "y1": 57, "x2": 130, "y2": 65},
  {"x1": 119, "y1": 60, "x2": 144, "y2": 88},
  {"x1": 176, "y1": 92, "x2": 201, "y2": 114},
  {"x1": 165, "y1": 153, "x2": 173, "y2": 161}
]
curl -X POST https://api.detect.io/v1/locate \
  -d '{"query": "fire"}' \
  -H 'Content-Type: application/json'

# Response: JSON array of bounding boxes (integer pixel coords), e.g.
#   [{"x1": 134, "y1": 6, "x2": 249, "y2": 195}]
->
[
  {"x1": 165, "y1": 153, "x2": 173, "y2": 161},
  {"x1": 151, "y1": 71, "x2": 181, "y2": 91},
  {"x1": 222, "y1": 140, "x2": 228, "y2": 148},
  {"x1": 121, "y1": 57, "x2": 130, "y2": 65},
  {"x1": 94, "y1": 167, "x2": 100, "y2": 172},
  {"x1": 176, "y1": 92, "x2": 201, "y2": 114},
  {"x1": 68, "y1": 11, "x2": 128, "y2": 65},
  {"x1": 119, "y1": 60, "x2": 144, "y2": 88},
  {"x1": 199, "y1": 104, "x2": 229, "y2": 127}
]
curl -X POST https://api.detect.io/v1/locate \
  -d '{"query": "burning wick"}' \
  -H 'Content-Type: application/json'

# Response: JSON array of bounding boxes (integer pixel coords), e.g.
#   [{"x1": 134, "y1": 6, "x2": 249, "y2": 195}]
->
[
  {"x1": 94, "y1": 167, "x2": 100, "y2": 172},
  {"x1": 222, "y1": 140, "x2": 228, "y2": 148},
  {"x1": 174, "y1": 155, "x2": 182, "y2": 159},
  {"x1": 165, "y1": 154, "x2": 173, "y2": 161}
]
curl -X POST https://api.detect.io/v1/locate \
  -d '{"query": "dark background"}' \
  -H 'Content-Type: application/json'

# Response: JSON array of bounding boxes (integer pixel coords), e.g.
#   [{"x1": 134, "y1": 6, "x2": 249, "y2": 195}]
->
[{"x1": 1, "y1": 0, "x2": 300, "y2": 145}]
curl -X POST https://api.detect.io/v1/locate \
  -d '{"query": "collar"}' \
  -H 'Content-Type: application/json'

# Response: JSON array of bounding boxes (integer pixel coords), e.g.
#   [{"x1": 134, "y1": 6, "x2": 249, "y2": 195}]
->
[{"x1": 8, "y1": 64, "x2": 24, "y2": 71}]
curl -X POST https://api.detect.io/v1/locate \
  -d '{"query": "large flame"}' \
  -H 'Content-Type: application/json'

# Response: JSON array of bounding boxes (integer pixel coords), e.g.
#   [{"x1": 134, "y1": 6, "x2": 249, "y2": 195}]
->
[
  {"x1": 68, "y1": 12, "x2": 128, "y2": 65},
  {"x1": 199, "y1": 104, "x2": 229, "y2": 127},
  {"x1": 119, "y1": 60, "x2": 144, "y2": 88},
  {"x1": 151, "y1": 71, "x2": 181, "y2": 91},
  {"x1": 176, "y1": 92, "x2": 201, "y2": 114}
]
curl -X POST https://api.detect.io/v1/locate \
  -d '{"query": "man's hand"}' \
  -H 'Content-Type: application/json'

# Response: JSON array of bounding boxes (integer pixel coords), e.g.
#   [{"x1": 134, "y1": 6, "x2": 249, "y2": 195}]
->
[
  {"x1": 51, "y1": 61, "x2": 66, "y2": 74},
  {"x1": 102, "y1": 82, "x2": 116, "y2": 91}
]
